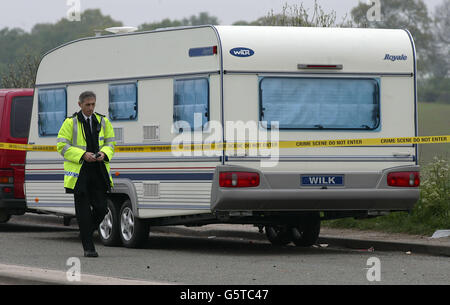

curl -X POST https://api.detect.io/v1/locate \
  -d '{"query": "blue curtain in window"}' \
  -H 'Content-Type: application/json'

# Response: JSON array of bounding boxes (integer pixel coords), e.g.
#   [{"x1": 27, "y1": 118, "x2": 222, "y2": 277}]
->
[
  {"x1": 38, "y1": 88, "x2": 66, "y2": 136},
  {"x1": 174, "y1": 78, "x2": 209, "y2": 131},
  {"x1": 260, "y1": 78, "x2": 379, "y2": 129},
  {"x1": 109, "y1": 83, "x2": 137, "y2": 120}
]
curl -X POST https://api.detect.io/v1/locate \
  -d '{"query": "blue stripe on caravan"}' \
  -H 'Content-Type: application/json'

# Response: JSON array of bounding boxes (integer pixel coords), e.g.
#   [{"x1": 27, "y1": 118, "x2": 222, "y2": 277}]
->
[
  {"x1": 26, "y1": 174, "x2": 64, "y2": 180},
  {"x1": 26, "y1": 172, "x2": 214, "y2": 181}
]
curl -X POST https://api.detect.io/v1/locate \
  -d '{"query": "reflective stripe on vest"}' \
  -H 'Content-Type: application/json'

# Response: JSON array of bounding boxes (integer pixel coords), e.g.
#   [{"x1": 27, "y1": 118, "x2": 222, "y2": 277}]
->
[
  {"x1": 72, "y1": 117, "x2": 78, "y2": 147},
  {"x1": 57, "y1": 134, "x2": 86, "y2": 158},
  {"x1": 100, "y1": 116, "x2": 105, "y2": 132},
  {"x1": 64, "y1": 171, "x2": 79, "y2": 178}
]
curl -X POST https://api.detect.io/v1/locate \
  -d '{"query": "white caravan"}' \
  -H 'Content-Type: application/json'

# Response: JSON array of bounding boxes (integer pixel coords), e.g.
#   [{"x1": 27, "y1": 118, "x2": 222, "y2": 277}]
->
[{"x1": 26, "y1": 26, "x2": 420, "y2": 247}]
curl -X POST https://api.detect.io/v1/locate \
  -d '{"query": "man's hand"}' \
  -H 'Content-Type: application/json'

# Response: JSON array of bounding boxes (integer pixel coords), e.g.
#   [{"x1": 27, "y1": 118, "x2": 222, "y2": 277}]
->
[
  {"x1": 82, "y1": 152, "x2": 97, "y2": 163},
  {"x1": 96, "y1": 151, "x2": 105, "y2": 162}
]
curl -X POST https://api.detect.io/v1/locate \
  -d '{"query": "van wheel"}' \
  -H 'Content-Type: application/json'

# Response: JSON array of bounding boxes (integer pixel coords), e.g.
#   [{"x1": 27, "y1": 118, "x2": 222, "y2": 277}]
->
[
  {"x1": 290, "y1": 213, "x2": 321, "y2": 247},
  {"x1": 0, "y1": 210, "x2": 11, "y2": 223},
  {"x1": 265, "y1": 225, "x2": 291, "y2": 246},
  {"x1": 119, "y1": 200, "x2": 149, "y2": 248},
  {"x1": 99, "y1": 199, "x2": 121, "y2": 247}
]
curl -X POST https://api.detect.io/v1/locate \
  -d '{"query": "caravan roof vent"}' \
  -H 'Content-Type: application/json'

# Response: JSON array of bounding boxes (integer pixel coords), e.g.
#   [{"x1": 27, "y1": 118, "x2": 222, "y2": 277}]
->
[{"x1": 105, "y1": 26, "x2": 138, "y2": 34}]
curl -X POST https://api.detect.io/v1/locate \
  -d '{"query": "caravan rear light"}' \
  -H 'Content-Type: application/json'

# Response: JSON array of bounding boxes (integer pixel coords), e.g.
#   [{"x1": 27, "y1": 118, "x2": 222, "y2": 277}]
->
[
  {"x1": 219, "y1": 172, "x2": 260, "y2": 188},
  {"x1": 387, "y1": 172, "x2": 420, "y2": 187}
]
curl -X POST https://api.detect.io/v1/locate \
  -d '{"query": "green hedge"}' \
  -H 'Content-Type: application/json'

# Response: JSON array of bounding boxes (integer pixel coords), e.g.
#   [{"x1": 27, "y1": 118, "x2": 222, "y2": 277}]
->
[{"x1": 325, "y1": 158, "x2": 450, "y2": 236}]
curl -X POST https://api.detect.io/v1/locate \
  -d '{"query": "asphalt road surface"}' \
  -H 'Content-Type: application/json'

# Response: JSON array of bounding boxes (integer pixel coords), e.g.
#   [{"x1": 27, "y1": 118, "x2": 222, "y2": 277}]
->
[{"x1": 0, "y1": 214, "x2": 449, "y2": 285}]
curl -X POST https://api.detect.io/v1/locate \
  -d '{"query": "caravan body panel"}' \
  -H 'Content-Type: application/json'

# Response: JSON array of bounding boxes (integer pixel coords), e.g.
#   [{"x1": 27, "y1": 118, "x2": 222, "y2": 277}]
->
[{"x1": 26, "y1": 26, "x2": 419, "y2": 219}]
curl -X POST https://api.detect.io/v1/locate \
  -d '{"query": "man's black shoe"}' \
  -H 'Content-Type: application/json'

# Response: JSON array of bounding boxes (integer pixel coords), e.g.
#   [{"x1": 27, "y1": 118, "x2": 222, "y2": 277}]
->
[{"x1": 84, "y1": 250, "x2": 99, "y2": 258}]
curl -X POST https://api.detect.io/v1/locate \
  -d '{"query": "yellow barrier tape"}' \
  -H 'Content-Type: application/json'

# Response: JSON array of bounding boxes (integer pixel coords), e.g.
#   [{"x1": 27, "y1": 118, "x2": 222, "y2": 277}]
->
[
  {"x1": 279, "y1": 135, "x2": 450, "y2": 148},
  {"x1": 0, "y1": 135, "x2": 448, "y2": 153},
  {"x1": 0, "y1": 142, "x2": 56, "y2": 152}
]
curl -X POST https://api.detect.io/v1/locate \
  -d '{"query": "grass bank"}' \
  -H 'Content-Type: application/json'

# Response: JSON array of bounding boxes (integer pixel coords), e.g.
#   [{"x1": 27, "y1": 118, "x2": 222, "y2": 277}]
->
[{"x1": 324, "y1": 158, "x2": 449, "y2": 236}]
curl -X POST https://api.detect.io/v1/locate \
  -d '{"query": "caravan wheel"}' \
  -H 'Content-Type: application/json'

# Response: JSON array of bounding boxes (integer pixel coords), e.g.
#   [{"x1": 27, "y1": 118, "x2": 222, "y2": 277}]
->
[
  {"x1": 290, "y1": 213, "x2": 321, "y2": 247},
  {"x1": 119, "y1": 200, "x2": 149, "y2": 248},
  {"x1": 265, "y1": 225, "x2": 291, "y2": 246},
  {"x1": 99, "y1": 199, "x2": 121, "y2": 247}
]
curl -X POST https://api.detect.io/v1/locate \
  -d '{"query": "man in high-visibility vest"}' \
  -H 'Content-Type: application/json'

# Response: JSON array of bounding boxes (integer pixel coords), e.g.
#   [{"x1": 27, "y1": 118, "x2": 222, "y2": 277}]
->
[{"x1": 57, "y1": 91, "x2": 115, "y2": 257}]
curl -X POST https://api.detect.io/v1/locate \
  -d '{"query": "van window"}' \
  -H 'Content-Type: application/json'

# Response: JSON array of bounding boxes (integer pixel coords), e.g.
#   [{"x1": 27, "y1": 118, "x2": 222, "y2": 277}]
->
[
  {"x1": 109, "y1": 83, "x2": 137, "y2": 120},
  {"x1": 11, "y1": 96, "x2": 33, "y2": 138},
  {"x1": 173, "y1": 78, "x2": 209, "y2": 131},
  {"x1": 260, "y1": 77, "x2": 380, "y2": 130},
  {"x1": 38, "y1": 88, "x2": 67, "y2": 136}
]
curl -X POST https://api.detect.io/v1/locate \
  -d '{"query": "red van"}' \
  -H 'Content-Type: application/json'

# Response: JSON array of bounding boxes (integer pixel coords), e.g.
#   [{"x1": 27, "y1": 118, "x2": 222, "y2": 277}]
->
[{"x1": 0, "y1": 89, "x2": 33, "y2": 223}]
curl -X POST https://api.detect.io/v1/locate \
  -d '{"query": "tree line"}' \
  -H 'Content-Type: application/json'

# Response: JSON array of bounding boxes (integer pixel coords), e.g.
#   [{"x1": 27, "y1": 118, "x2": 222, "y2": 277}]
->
[{"x1": 0, "y1": 0, "x2": 448, "y2": 103}]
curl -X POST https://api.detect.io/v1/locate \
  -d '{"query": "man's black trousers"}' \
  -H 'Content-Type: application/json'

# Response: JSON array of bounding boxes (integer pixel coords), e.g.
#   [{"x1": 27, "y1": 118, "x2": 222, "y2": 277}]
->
[{"x1": 73, "y1": 168, "x2": 108, "y2": 251}]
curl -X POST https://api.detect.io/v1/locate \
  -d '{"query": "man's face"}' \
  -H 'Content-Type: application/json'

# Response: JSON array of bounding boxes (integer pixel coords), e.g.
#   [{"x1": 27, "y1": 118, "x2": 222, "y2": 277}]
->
[{"x1": 78, "y1": 97, "x2": 96, "y2": 117}]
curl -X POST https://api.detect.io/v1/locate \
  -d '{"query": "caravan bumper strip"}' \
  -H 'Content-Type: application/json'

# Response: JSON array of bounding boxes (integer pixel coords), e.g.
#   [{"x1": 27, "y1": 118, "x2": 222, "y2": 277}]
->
[{"x1": 210, "y1": 165, "x2": 419, "y2": 212}]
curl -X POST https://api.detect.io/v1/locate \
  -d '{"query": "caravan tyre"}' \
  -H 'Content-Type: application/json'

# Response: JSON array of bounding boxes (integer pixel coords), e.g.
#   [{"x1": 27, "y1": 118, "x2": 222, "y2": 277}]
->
[
  {"x1": 290, "y1": 213, "x2": 321, "y2": 247},
  {"x1": 99, "y1": 199, "x2": 121, "y2": 247},
  {"x1": 0, "y1": 210, "x2": 11, "y2": 223},
  {"x1": 265, "y1": 225, "x2": 291, "y2": 246},
  {"x1": 119, "y1": 200, "x2": 149, "y2": 248}
]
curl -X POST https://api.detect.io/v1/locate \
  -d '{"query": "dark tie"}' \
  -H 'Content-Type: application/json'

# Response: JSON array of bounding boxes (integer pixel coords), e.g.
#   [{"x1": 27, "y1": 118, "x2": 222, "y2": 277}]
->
[
  {"x1": 86, "y1": 118, "x2": 91, "y2": 133},
  {"x1": 85, "y1": 117, "x2": 95, "y2": 153}
]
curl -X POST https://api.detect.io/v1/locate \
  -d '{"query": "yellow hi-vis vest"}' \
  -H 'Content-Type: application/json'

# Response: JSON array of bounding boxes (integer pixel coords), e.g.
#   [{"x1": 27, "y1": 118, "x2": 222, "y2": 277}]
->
[{"x1": 56, "y1": 113, "x2": 115, "y2": 190}]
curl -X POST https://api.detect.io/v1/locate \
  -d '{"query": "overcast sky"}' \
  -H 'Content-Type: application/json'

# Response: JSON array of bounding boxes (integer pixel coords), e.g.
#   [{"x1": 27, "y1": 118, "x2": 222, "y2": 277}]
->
[{"x1": 0, "y1": 0, "x2": 444, "y2": 32}]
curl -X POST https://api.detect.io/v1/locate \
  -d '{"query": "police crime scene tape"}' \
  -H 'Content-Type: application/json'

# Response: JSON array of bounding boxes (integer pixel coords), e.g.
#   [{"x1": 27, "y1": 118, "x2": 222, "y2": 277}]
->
[{"x1": 0, "y1": 135, "x2": 449, "y2": 153}]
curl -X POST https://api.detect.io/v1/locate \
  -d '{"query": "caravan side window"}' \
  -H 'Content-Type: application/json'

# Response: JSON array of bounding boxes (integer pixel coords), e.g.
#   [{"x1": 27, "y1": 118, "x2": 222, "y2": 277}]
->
[
  {"x1": 109, "y1": 83, "x2": 138, "y2": 121},
  {"x1": 259, "y1": 77, "x2": 380, "y2": 130},
  {"x1": 173, "y1": 78, "x2": 209, "y2": 131},
  {"x1": 38, "y1": 88, "x2": 67, "y2": 136}
]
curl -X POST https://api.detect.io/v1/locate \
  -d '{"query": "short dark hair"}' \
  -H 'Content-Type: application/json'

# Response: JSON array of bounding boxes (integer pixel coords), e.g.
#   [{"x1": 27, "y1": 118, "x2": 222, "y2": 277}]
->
[{"x1": 79, "y1": 91, "x2": 96, "y2": 103}]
